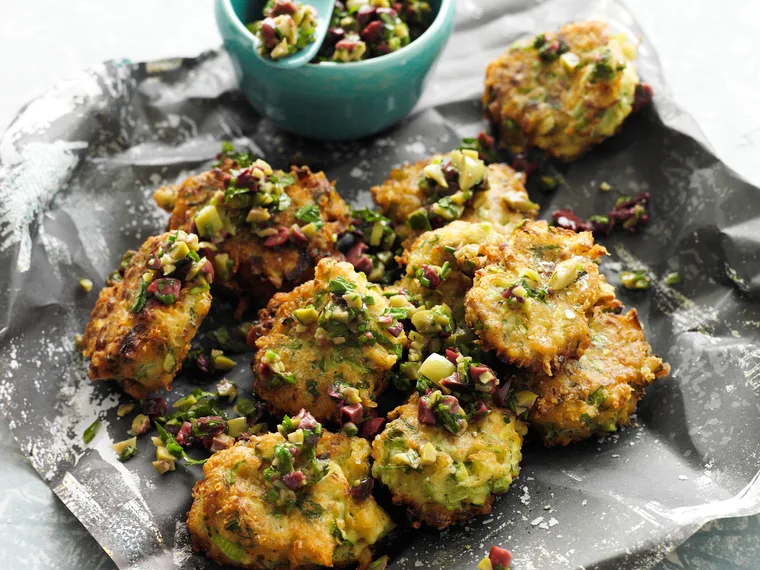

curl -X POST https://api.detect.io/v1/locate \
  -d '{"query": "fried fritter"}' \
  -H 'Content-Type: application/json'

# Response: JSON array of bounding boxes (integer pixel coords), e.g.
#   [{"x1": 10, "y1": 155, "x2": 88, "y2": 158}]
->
[
  {"x1": 188, "y1": 412, "x2": 394, "y2": 569},
  {"x1": 483, "y1": 21, "x2": 640, "y2": 161},
  {"x1": 465, "y1": 221, "x2": 614, "y2": 375},
  {"x1": 156, "y1": 158, "x2": 350, "y2": 302},
  {"x1": 252, "y1": 258, "x2": 406, "y2": 424},
  {"x1": 81, "y1": 231, "x2": 213, "y2": 398},
  {"x1": 372, "y1": 395, "x2": 526, "y2": 529},
  {"x1": 511, "y1": 306, "x2": 669, "y2": 446},
  {"x1": 400, "y1": 221, "x2": 503, "y2": 320},
  {"x1": 371, "y1": 151, "x2": 537, "y2": 246}
]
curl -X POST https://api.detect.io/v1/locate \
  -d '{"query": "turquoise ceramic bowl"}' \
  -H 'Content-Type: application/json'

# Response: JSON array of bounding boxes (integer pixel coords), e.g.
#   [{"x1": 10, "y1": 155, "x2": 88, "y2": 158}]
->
[{"x1": 215, "y1": 0, "x2": 456, "y2": 140}]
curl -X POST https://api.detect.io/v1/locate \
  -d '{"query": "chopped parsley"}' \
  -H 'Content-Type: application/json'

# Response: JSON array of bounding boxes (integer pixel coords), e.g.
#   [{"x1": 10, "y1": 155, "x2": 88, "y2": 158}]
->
[
  {"x1": 130, "y1": 280, "x2": 148, "y2": 313},
  {"x1": 295, "y1": 204, "x2": 322, "y2": 224}
]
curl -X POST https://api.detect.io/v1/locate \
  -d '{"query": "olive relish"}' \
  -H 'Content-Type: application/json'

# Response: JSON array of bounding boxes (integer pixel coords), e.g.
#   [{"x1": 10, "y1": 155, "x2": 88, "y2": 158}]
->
[
  {"x1": 264, "y1": 410, "x2": 329, "y2": 508},
  {"x1": 407, "y1": 150, "x2": 488, "y2": 231},
  {"x1": 253, "y1": 258, "x2": 406, "y2": 424},
  {"x1": 318, "y1": 0, "x2": 432, "y2": 62},
  {"x1": 248, "y1": 0, "x2": 318, "y2": 60},
  {"x1": 130, "y1": 231, "x2": 213, "y2": 313},
  {"x1": 106, "y1": 381, "x2": 266, "y2": 474},
  {"x1": 192, "y1": 158, "x2": 301, "y2": 246},
  {"x1": 414, "y1": 349, "x2": 504, "y2": 435},
  {"x1": 339, "y1": 208, "x2": 402, "y2": 284}
]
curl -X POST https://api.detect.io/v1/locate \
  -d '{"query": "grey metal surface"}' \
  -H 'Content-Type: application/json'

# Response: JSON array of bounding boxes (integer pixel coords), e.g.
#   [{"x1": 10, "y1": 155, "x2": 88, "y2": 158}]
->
[{"x1": 0, "y1": 1, "x2": 758, "y2": 569}]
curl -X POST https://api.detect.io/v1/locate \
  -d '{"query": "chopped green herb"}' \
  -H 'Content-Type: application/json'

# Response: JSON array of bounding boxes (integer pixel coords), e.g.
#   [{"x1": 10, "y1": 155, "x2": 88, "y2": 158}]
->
[
  {"x1": 213, "y1": 142, "x2": 254, "y2": 168},
  {"x1": 295, "y1": 204, "x2": 322, "y2": 224},
  {"x1": 306, "y1": 380, "x2": 320, "y2": 398},
  {"x1": 591, "y1": 49, "x2": 620, "y2": 82},
  {"x1": 130, "y1": 280, "x2": 148, "y2": 313},
  {"x1": 329, "y1": 276, "x2": 356, "y2": 295},
  {"x1": 118, "y1": 445, "x2": 137, "y2": 462}
]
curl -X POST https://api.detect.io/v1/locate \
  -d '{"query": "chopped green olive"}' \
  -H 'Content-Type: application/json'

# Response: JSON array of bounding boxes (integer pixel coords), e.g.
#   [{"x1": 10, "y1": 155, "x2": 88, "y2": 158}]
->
[{"x1": 194, "y1": 204, "x2": 225, "y2": 238}]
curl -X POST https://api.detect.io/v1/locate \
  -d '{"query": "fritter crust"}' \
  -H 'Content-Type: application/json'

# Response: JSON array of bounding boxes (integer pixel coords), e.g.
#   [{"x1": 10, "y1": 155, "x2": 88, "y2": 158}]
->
[
  {"x1": 252, "y1": 259, "x2": 406, "y2": 423},
  {"x1": 514, "y1": 306, "x2": 669, "y2": 446},
  {"x1": 400, "y1": 221, "x2": 503, "y2": 320},
  {"x1": 371, "y1": 158, "x2": 537, "y2": 247},
  {"x1": 465, "y1": 221, "x2": 614, "y2": 375},
  {"x1": 188, "y1": 431, "x2": 394, "y2": 569},
  {"x1": 483, "y1": 21, "x2": 640, "y2": 161},
  {"x1": 158, "y1": 159, "x2": 350, "y2": 302},
  {"x1": 81, "y1": 233, "x2": 212, "y2": 398},
  {"x1": 371, "y1": 395, "x2": 526, "y2": 529}
]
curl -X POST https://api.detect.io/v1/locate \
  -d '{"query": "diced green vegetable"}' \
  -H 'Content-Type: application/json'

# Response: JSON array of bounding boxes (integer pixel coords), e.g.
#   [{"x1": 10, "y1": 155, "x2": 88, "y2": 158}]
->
[
  {"x1": 665, "y1": 272, "x2": 680, "y2": 286},
  {"x1": 83, "y1": 419, "x2": 101, "y2": 444},
  {"x1": 226, "y1": 417, "x2": 249, "y2": 438}
]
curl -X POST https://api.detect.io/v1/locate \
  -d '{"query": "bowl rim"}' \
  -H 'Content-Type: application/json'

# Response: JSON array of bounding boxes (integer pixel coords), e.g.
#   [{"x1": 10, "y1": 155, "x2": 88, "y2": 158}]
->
[{"x1": 218, "y1": 0, "x2": 455, "y2": 70}]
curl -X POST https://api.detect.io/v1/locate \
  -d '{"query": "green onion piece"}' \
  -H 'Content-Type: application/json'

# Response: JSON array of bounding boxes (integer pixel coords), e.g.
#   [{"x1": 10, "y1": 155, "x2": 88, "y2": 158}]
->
[
  {"x1": 665, "y1": 272, "x2": 680, "y2": 286},
  {"x1": 83, "y1": 419, "x2": 101, "y2": 444}
]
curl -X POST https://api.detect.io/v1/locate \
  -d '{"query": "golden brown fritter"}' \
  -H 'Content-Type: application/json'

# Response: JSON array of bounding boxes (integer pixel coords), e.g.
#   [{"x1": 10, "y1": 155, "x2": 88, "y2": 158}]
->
[
  {"x1": 252, "y1": 259, "x2": 406, "y2": 424},
  {"x1": 188, "y1": 423, "x2": 393, "y2": 569},
  {"x1": 81, "y1": 231, "x2": 213, "y2": 398},
  {"x1": 157, "y1": 158, "x2": 350, "y2": 302},
  {"x1": 509, "y1": 306, "x2": 669, "y2": 446},
  {"x1": 465, "y1": 221, "x2": 614, "y2": 375},
  {"x1": 483, "y1": 21, "x2": 640, "y2": 161},
  {"x1": 371, "y1": 152, "x2": 537, "y2": 247},
  {"x1": 371, "y1": 395, "x2": 526, "y2": 529},
  {"x1": 400, "y1": 221, "x2": 504, "y2": 320},
  {"x1": 468, "y1": 164, "x2": 539, "y2": 227}
]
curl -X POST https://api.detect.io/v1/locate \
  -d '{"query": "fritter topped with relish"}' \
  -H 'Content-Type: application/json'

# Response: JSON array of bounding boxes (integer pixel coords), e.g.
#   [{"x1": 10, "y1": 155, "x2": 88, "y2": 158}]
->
[
  {"x1": 371, "y1": 150, "x2": 537, "y2": 246},
  {"x1": 465, "y1": 221, "x2": 614, "y2": 375},
  {"x1": 155, "y1": 156, "x2": 350, "y2": 302},
  {"x1": 400, "y1": 221, "x2": 504, "y2": 320},
  {"x1": 251, "y1": 258, "x2": 407, "y2": 425},
  {"x1": 81, "y1": 231, "x2": 213, "y2": 398},
  {"x1": 372, "y1": 394, "x2": 526, "y2": 529},
  {"x1": 510, "y1": 305, "x2": 669, "y2": 446},
  {"x1": 483, "y1": 21, "x2": 640, "y2": 161},
  {"x1": 188, "y1": 411, "x2": 394, "y2": 569}
]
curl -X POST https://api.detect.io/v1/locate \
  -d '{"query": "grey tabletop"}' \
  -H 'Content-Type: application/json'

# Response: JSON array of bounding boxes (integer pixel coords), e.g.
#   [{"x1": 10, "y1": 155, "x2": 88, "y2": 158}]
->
[{"x1": 1, "y1": 1, "x2": 759, "y2": 569}]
